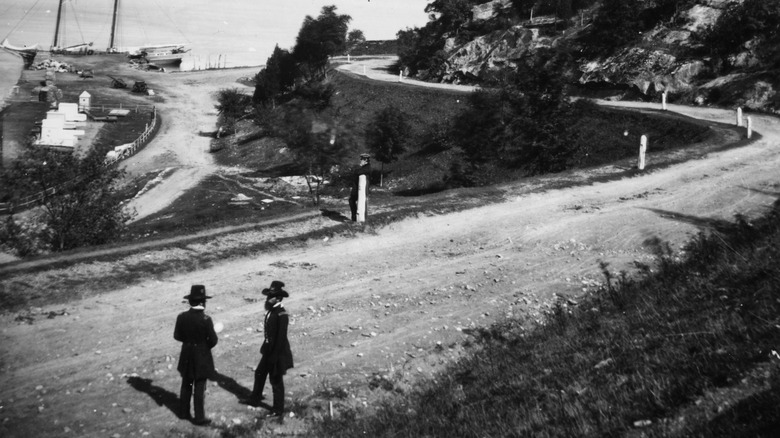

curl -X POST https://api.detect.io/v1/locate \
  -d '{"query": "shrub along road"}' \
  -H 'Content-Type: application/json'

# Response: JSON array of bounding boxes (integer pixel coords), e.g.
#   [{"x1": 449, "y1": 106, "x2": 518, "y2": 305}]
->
[{"x1": 0, "y1": 59, "x2": 779, "y2": 437}]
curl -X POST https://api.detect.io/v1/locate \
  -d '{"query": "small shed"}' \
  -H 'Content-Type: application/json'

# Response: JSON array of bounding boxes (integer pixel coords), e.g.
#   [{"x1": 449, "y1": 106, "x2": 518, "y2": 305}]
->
[{"x1": 78, "y1": 91, "x2": 91, "y2": 112}]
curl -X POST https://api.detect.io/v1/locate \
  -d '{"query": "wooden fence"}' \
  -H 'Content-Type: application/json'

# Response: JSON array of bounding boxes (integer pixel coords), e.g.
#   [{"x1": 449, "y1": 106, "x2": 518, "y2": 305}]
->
[
  {"x1": 0, "y1": 107, "x2": 159, "y2": 215},
  {"x1": 103, "y1": 106, "x2": 158, "y2": 165}
]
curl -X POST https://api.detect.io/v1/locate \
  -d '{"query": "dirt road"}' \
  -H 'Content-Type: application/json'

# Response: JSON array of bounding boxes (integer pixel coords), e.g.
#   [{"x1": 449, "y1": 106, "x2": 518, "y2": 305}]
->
[
  {"x1": 1, "y1": 60, "x2": 779, "y2": 437},
  {"x1": 121, "y1": 66, "x2": 259, "y2": 221}
]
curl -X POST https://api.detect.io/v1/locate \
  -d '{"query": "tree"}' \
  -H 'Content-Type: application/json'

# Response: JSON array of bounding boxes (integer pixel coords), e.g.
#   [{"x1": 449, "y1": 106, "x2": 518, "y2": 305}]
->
[
  {"x1": 2, "y1": 145, "x2": 133, "y2": 252},
  {"x1": 346, "y1": 29, "x2": 366, "y2": 54},
  {"x1": 704, "y1": 0, "x2": 780, "y2": 66},
  {"x1": 253, "y1": 45, "x2": 296, "y2": 108},
  {"x1": 272, "y1": 106, "x2": 354, "y2": 205},
  {"x1": 581, "y1": 0, "x2": 643, "y2": 55},
  {"x1": 365, "y1": 105, "x2": 410, "y2": 187},
  {"x1": 216, "y1": 88, "x2": 252, "y2": 134},
  {"x1": 451, "y1": 49, "x2": 580, "y2": 177},
  {"x1": 424, "y1": 0, "x2": 477, "y2": 33},
  {"x1": 293, "y1": 5, "x2": 352, "y2": 81}
]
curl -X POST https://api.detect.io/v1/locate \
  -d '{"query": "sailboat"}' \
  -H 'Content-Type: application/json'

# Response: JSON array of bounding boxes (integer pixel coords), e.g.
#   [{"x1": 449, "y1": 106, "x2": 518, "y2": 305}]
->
[
  {"x1": 137, "y1": 44, "x2": 190, "y2": 66},
  {"x1": 1, "y1": 39, "x2": 39, "y2": 67},
  {"x1": 50, "y1": 0, "x2": 95, "y2": 55}
]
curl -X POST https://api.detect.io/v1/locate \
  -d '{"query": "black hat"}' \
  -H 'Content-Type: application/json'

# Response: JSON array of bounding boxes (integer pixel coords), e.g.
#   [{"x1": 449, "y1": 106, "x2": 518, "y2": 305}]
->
[
  {"x1": 262, "y1": 280, "x2": 289, "y2": 299},
  {"x1": 360, "y1": 153, "x2": 371, "y2": 160},
  {"x1": 184, "y1": 284, "x2": 212, "y2": 300}
]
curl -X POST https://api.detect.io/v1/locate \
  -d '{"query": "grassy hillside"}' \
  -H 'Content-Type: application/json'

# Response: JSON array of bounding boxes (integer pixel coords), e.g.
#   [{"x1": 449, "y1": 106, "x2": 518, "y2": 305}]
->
[
  {"x1": 211, "y1": 70, "x2": 710, "y2": 194},
  {"x1": 310, "y1": 198, "x2": 780, "y2": 437}
]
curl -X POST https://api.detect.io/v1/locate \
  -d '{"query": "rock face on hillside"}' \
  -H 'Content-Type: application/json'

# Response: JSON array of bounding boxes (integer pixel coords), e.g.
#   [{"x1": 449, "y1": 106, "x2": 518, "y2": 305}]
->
[
  {"x1": 575, "y1": 3, "x2": 725, "y2": 97},
  {"x1": 578, "y1": 47, "x2": 708, "y2": 96},
  {"x1": 442, "y1": 26, "x2": 553, "y2": 83},
  {"x1": 437, "y1": 0, "x2": 778, "y2": 112}
]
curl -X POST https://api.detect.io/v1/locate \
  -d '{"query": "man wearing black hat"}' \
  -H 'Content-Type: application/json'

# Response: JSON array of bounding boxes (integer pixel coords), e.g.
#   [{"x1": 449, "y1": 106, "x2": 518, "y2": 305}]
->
[
  {"x1": 174, "y1": 285, "x2": 219, "y2": 425},
  {"x1": 245, "y1": 280, "x2": 294, "y2": 418},
  {"x1": 349, "y1": 154, "x2": 371, "y2": 222}
]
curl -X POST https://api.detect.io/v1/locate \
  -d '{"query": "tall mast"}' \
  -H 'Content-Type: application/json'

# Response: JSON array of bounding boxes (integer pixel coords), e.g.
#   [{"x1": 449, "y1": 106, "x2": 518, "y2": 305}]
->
[
  {"x1": 53, "y1": 0, "x2": 64, "y2": 48},
  {"x1": 109, "y1": 0, "x2": 119, "y2": 50}
]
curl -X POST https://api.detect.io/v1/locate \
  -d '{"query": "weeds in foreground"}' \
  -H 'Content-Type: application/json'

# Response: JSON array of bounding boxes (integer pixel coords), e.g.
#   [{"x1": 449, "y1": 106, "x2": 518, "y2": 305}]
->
[{"x1": 308, "y1": 199, "x2": 780, "y2": 437}]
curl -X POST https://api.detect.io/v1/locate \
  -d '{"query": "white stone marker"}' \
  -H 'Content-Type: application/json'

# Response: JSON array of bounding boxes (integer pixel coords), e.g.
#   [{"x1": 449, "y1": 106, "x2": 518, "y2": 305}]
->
[
  {"x1": 399, "y1": 71, "x2": 403, "y2": 82},
  {"x1": 662, "y1": 92, "x2": 667, "y2": 111},
  {"x1": 737, "y1": 107, "x2": 743, "y2": 127},
  {"x1": 747, "y1": 116, "x2": 753, "y2": 139},
  {"x1": 638, "y1": 135, "x2": 648, "y2": 170},
  {"x1": 357, "y1": 174, "x2": 367, "y2": 223}
]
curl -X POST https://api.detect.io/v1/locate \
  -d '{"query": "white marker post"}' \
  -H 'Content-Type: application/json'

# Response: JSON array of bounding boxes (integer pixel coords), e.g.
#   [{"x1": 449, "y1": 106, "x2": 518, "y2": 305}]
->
[
  {"x1": 747, "y1": 116, "x2": 753, "y2": 139},
  {"x1": 357, "y1": 174, "x2": 367, "y2": 223},
  {"x1": 638, "y1": 135, "x2": 648, "y2": 170},
  {"x1": 399, "y1": 71, "x2": 403, "y2": 82},
  {"x1": 662, "y1": 92, "x2": 667, "y2": 111},
  {"x1": 737, "y1": 107, "x2": 743, "y2": 127},
  {"x1": 347, "y1": 54, "x2": 351, "y2": 63}
]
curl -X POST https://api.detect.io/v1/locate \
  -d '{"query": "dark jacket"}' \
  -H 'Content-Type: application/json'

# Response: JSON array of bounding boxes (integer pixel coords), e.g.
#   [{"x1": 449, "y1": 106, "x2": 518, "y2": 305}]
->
[
  {"x1": 350, "y1": 163, "x2": 371, "y2": 197},
  {"x1": 174, "y1": 308, "x2": 218, "y2": 380},
  {"x1": 261, "y1": 305, "x2": 294, "y2": 375}
]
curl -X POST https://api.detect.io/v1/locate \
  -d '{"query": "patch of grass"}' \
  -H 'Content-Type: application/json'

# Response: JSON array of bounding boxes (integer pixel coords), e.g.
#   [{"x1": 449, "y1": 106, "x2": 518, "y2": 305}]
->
[
  {"x1": 214, "y1": 72, "x2": 714, "y2": 195},
  {"x1": 309, "y1": 199, "x2": 780, "y2": 437}
]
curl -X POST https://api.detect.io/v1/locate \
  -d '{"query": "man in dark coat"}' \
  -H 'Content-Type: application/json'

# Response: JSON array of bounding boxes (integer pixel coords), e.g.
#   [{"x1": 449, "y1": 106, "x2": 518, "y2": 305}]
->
[
  {"x1": 245, "y1": 280, "x2": 294, "y2": 418},
  {"x1": 349, "y1": 154, "x2": 371, "y2": 222},
  {"x1": 174, "y1": 285, "x2": 218, "y2": 425}
]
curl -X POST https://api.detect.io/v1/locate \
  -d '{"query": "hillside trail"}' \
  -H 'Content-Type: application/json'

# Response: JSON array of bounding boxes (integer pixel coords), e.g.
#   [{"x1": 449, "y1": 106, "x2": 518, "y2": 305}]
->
[
  {"x1": 1, "y1": 58, "x2": 779, "y2": 437},
  {"x1": 120, "y1": 66, "x2": 260, "y2": 221}
]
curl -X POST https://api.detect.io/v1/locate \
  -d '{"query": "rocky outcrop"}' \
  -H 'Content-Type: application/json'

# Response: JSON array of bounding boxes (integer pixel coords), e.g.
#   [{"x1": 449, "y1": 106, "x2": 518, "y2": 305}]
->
[
  {"x1": 442, "y1": 26, "x2": 553, "y2": 83},
  {"x1": 472, "y1": 0, "x2": 512, "y2": 22},
  {"x1": 575, "y1": 3, "x2": 726, "y2": 96},
  {"x1": 437, "y1": 0, "x2": 779, "y2": 111},
  {"x1": 579, "y1": 47, "x2": 708, "y2": 96}
]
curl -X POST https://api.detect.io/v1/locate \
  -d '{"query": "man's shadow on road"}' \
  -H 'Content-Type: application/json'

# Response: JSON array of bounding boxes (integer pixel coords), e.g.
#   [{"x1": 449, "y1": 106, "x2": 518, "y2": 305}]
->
[
  {"x1": 320, "y1": 209, "x2": 349, "y2": 223},
  {"x1": 212, "y1": 371, "x2": 273, "y2": 411},
  {"x1": 126, "y1": 376, "x2": 180, "y2": 418}
]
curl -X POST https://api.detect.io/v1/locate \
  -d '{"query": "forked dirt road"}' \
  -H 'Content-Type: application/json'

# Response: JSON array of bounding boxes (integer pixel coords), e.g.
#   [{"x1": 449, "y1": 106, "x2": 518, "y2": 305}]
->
[
  {"x1": 120, "y1": 66, "x2": 260, "y2": 221},
  {"x1": 1, "y1": 58, "x2": 779, "y2": 437}
]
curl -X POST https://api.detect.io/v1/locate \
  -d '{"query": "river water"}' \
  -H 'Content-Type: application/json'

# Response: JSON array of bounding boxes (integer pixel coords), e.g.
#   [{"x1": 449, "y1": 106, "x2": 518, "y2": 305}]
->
[{"x1": 2, "y1": 0, "x2": 429, "y2": 70}]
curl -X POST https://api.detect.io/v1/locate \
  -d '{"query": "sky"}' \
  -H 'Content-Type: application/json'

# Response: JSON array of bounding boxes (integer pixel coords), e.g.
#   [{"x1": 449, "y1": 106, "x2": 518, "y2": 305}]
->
[{"x1": 1, "y1": 0, "x2": 433, "y2": 47}]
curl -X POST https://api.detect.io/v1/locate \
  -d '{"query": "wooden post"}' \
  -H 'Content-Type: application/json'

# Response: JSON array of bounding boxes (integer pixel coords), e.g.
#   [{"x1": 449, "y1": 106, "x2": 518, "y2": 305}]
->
[
  {"x1": 399, "y1": 71, "x2": 403, "y2": 82},
  {"x1": 737, "y1": 107, "x2": 743, "y2": 127},
  {"x1": 347, "y1": 54, "x2": 350, "y2": 63},
  {"x1": 638, "y1": 135, "x2": 648, "y2": 170},
  {"x1": 357, "y1": 174, "x2": 367, "y2": 223},
  {"x1": 662, "y1": 92, "x2": 667, "y2": 111},
  {"x1": 747, "y1": 116, "x2": 753, "y2": 139}
]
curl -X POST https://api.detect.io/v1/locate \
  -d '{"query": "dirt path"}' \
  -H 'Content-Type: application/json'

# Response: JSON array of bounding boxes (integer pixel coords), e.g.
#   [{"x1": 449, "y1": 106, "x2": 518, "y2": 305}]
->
[
  {"x1": 1, "y1": 60, "x2": 779, "y2": 437},
  {"x1": 121, "y1": 67, "x2": 259, "y2": 221}
]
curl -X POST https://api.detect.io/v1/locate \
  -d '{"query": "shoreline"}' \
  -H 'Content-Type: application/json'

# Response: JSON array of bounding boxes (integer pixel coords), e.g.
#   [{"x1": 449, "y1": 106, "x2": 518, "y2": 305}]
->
[{"x1": 0, "y1": 49, "x2": 25, "y2": 111}]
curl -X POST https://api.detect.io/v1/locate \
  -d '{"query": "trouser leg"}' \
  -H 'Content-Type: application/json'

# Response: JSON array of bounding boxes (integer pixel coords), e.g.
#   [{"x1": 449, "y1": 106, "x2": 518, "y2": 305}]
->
[
  {"x1": 193, "y1": 379, "x2": 207, "y2": 420},
  {"x1": 179, "y1": 378, "x2": 193, "y2": 419},
  {"x1": 270, "y1": 373, "x2": 285, "y2": 414},
  {"x1": 252, "y1": 359, "x2": 269, "y2": 398},
  {"x1": 349, "y1": 195, "x2": 357, "y2": 221}
]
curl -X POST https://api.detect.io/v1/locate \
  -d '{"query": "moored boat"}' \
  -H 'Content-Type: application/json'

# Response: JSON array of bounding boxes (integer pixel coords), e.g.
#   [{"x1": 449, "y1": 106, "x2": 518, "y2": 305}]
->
[
  {"x1": 140, "y1": 44, "x2": 189, "y2": 65},
  {"x1": 1, "y1": 39, "x2": 39, "y2": 68}
]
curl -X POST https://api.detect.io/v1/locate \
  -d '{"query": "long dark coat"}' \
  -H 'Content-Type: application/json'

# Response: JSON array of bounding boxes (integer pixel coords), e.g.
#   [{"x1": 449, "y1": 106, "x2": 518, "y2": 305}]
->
[
  {"x1": 174, "y1": 308, "x2": 218, "y2": 380},
  {"x1": 261, "y1": 305, "x2": 294, "y2": 375}
]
